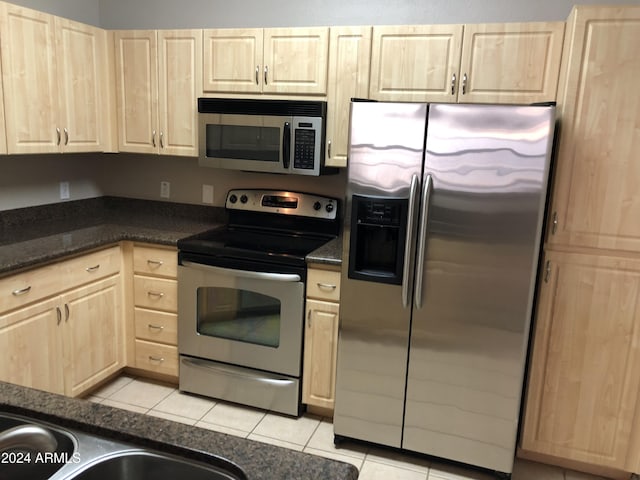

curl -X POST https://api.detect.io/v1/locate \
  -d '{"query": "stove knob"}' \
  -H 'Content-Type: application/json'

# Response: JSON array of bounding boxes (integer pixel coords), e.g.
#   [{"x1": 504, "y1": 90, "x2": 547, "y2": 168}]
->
[
  {"x1": 325, "y1": 203, "x2": 335, "y2": 213},
  {"x1": 313, "y1": 201, "x2": 322, "y2": 211},
  {"x1": 229, "y1": 194, "x2": 238, "y2": 204},
  {"x1": 240, "y1": 194, "x2": 248, "y2": 204}
]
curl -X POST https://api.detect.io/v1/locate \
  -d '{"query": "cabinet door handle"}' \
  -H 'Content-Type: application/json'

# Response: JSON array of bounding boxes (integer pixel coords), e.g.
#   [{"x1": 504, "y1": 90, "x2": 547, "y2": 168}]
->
[
  {"x1": 451, "y1": 73, "x2": 456, "y2": 95},
  {"x1": 551, "y1": 212, "x2": 558, "y2": 235},
  {"x1": 86, "y1": 264, "x2": 100, "y2": 273},
  {"x1": 64, "y1": 303, "x2": 70, "y2": 322},
  {"x1": 148, "y1": 324, "x2": 165, "y2": 331},
  {"x1": 317, "y1": 282, "x2": 336, "y2": 291},
  {"x1": 544, "y1": 260, "x2": 552, "y2": 283},
  {"x1": 64, "y1": 128, "x2": 69, "y2": 146},
  {"x1": 255, "y1": 65, "x2": 259, "y2": 85},
  {"x1": 327, "y1": 140, "x2": 332, "y2": 159},
  {"x1": 56, "y1": 127, "x2": 61, "y2": 146},
  {"x1": 149, "y1": 356, "x2": 165, "y2": 363},
  {"x1": 307, "y1": 309, "x2": 312, "y2": 328},
  {"x1": 264, "y1": 65, "x2": 268, "y2": 85},
  {"x1": 159, "y1": 131, "x2": 164, "y2": 149},
  {"x1": 462, "y1": 73, "x2": 467, "y2": 95},
  {"x1": 147, "y1": 291, "x2": 165, "y2": 298},
  {"x1": 56, "y1": 307, "x2": 62, "y2": 326},
  {"x1": 12, "y1": 286, "x2": 31, "y2": 296},
  {"x1": 152, "y1": 130, "x2": 156, "y2": 147},
  {"x1": 147, "y1": 259, "x2": 164, "y2": 267}
]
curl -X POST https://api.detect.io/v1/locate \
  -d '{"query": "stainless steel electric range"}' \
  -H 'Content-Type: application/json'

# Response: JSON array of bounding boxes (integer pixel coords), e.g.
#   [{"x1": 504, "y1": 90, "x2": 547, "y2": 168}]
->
[{"x1": 177, "y1": 189, "x2": 339, "y2": 416}]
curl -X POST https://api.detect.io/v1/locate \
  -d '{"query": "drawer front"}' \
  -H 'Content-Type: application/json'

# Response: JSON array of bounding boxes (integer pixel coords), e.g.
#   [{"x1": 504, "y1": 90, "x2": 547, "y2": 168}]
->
[
  {"x1": 134, "y1": 308, "x2": 178, "y2": 345},
  {"x1": 307, "y1": 268, "x2": 341, "y2": 302},
  {"x1": 0, "y1": 246, "x2": 121, "y2": 313},
  {"x1": 133, "y1": 245, "x2": 177, "y2": 278},
  {"x1": 135, "y1": 340, "x2": 178, "y2": 376},
  {"x1": 133, "y1": 276, "x2": 178, "y2": 312}
]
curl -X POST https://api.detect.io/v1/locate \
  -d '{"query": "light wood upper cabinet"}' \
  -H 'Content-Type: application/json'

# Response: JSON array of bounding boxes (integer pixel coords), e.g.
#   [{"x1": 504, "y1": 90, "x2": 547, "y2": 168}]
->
[
  {"x1": 369, "y1": 22, "x2": 563, "y2": 104},
  {"x1": 546, "y1": 6, "x2": 640, "y2": 253},
  {"x1": 0, "y1": 3, "x2": 110, "y2": 154},
  {"x1": 457, "y1": 22, "x2": 565, "y2": 103},
  {"x1": 203, "y1": 28, "x2": 263, "y2": 93},
  {"x1": 0, "y1": 61, "x2": 6, "y2": 155},
  {"x1": 325, "y1": 26, "x2": 371, "y2": 168},
  {"x1": 0, "y1": 3, "x2": 59, "y2": 153},
  {"x1": 521, "y1": 250, "x2": 640, "y2": 471},
  {"x1": 369, "y1": 24, "x2": 463, "y2": 102},
  {"x1": 203, "y1": 27, "x2": 329, "y2": 95},
  {"x1": 115, "y1": 29, "x2": 202, "y2": 156}
]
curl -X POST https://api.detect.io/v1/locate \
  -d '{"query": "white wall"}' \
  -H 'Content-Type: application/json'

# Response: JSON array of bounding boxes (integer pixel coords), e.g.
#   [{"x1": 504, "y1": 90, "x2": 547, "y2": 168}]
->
[{"x1": 2, "y1": 0, "x2": 100, "y2": 25}]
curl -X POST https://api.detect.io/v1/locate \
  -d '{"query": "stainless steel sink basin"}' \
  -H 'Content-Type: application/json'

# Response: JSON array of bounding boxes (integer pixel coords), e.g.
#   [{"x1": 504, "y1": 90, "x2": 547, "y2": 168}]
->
[
  {"x1": 0, "y1": 414, "x2": 76, "y2": 479},
  {"x1": 0, "y1": 412, "x2": 246, "y2": 480},
  {"x1": 67, "y1": 450, "x2": 242, "y2": 480}
]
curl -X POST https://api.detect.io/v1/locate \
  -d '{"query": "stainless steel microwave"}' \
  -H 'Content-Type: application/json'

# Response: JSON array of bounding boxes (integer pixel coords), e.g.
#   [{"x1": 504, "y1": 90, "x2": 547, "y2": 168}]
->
[{"x1": 198, "y1": 98, "x2": 337, "y2": 176}]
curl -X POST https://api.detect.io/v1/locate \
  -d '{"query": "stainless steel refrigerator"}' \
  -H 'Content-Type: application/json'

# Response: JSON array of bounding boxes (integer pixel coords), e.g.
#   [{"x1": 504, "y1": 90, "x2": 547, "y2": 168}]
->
[{"x1": 334, "y1": 102, "x2": 555, "y2": 476}]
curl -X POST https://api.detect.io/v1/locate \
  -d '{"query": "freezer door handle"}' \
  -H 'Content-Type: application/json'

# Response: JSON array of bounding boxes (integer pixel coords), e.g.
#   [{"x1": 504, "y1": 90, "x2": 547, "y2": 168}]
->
[
  {"x1": 414, "y1": 173, "x2": 433, "y2": 309},
  {"x1": 402, "y1": 174, "x2": 420, "y2": 308}
]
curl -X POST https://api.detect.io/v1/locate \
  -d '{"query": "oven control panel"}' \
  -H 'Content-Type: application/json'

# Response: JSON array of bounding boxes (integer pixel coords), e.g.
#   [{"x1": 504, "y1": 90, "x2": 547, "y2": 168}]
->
[{"x1": 226, "y1": 189, "x2": 338, "y2": 220}]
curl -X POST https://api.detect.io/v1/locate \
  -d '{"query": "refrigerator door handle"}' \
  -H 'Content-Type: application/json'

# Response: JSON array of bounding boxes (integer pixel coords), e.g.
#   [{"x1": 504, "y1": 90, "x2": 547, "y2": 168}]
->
[
  {"x1": 414, "y1": 173, "x2": 433, "y2": 309},
  {"x1": 402, "y1": 174, "x2": 420, "y2": 308}
]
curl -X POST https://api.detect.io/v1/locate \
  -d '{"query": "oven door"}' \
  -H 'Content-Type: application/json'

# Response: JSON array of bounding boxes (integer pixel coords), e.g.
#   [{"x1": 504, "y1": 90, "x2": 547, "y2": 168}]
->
[
  {"x1": 178, "y1": 260, "x2": 304, "y2": 377},
  {"x1": 198, "y1": 113, "x2": 293, "y2": 174}
]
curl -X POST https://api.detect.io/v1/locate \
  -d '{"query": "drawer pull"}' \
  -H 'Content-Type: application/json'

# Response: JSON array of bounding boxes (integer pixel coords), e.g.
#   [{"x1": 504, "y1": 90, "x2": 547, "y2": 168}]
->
[
  {"x1": 148, "y1": 324, "x2": 165, "y2": 331},
  {"x1": 147, "y1": 259, "x2": 164, "y2": 267},
  {"x1": 317, "y1": 282, "x2": 337, "y2": 291},
  {"x1": 149, "y1": 356, "x2": 165, "y2": 363},
  {"x1": 86, "y1": 264, "x2": 100, "y2": 273},
  {"x1": 12, "y1": 286, "x2": 32, "y2": 296},
  {"x1": 147, "y1": 291, "x2": 165, "y2": 298}
]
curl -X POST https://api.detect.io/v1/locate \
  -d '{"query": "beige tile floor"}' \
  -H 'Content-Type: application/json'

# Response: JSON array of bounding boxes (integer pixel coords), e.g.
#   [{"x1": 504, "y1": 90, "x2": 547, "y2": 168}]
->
[{"x1": 86, "y1": 375, "x2": 607, "y2": 480}]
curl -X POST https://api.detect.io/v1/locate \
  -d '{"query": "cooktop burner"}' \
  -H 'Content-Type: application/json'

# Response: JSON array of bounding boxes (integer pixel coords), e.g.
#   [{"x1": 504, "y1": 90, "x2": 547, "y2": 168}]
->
[{"x1": 178, "y1": 189, "x2": 340, "y2": 268}]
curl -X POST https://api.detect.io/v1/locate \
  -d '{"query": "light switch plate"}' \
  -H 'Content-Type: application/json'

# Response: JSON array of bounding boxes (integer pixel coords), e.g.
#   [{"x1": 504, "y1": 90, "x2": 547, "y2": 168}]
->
[
  {"x1": 60, "y1": 181, "x2": 70, "y2": 199},
  {"x1": 160, "y1": 181, "x2": 170, "y2": 198},
  {"x1": 202, "y1": 184, "x2": 214, "y2": 204}
]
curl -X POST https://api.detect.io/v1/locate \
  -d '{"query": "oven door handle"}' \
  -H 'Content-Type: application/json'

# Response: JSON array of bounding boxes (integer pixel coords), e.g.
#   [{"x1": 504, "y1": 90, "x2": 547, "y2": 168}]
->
[{"x1": 181, "y1": 261, "x2": 302, "y2": 282}]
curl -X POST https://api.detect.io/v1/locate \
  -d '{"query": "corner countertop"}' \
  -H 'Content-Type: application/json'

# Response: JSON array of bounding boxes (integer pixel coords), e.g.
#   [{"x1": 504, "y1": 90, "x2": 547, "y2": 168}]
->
[
  {"x1": 0, "y1": 197, "x2": 225, "y2": 276},
  {"x1": 0, "y1": 382, "x2": 358, "y2": 480},
  {"x1": 306, "y1": 235, "x2": 343, "y2": 267}
]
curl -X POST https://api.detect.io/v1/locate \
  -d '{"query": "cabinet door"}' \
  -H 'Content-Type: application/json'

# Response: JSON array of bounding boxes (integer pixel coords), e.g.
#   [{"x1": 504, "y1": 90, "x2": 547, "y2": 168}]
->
[
  {"x1": 62, "y1": 275, "x2": 122, "y2": 397},
  {"x1": 547, "y1": 6, "x2": 640, "y2": 253},
  {"x1": 0, "y1": 67, "x2": 6, "y2": 154},
  {"x1": 263, "y1": 27, "x2": 329, "y2": 95},
  {"x1": 0, "y1": 3, "x2": 59, "y2": 154},
  {"x1": 0, "y1": 296, "x2": 64, "y2": 395},
  {"x1": 325, "y1": 26, "x2": 371, "y2": 168},
  {"x1": 203, "y1": 28, "x2": 263, "y2": 93},
  {"x1": 369, "y1": 25, "x2": 463, "y2": 102},
  {"x1": 303, "y1": 299, "x2": 339, "y2": 410},
  {"x1": 55, "y1": 17, "x2": 108, "y2": 153},
  {"x1": 114, "y1": 30, "x2": 158, "y2": 154},
  {"x1": 157, "y1": 29, "x2": 202, "y2": 157},
  {"x1": 457, "y1": 22, "x2": 564, "y2": 104},
  {"x1": 522, "y1": 250, "x2": 640, "y2": 470}
]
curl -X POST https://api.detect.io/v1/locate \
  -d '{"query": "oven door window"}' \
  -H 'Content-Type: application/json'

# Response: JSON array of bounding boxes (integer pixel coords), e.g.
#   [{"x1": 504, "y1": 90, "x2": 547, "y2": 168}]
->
[{"x1": 196, "y1": 287, "x2": 281, "y2": 348}]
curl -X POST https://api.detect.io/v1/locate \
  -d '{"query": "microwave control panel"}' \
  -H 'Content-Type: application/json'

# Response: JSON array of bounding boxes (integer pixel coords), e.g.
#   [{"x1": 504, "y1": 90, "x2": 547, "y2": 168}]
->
[{"x1": 293, "y1": 128, "x2": 316, "y2": 170}]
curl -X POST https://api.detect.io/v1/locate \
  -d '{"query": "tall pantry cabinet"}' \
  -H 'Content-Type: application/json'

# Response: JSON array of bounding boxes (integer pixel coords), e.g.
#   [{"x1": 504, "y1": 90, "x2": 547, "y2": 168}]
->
[{"x1": 521, "y1": 6, "x2": 640, "y2": 478}]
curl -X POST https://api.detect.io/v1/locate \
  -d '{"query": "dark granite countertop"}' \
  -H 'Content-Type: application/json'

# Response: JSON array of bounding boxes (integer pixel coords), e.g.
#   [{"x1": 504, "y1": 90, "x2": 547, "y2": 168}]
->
[
  {"x1": 0, "y1": 196, "x2": 341, "y2": 276},
  {"x1": 0, "y1": 197, "x2": 225, "y2": 276},
  {"x1": 0, "y1": 382, "x2": 358, "y2": 480},
  {"x1": 306, "y1": 235, "x2": 342, "y2": 267}
]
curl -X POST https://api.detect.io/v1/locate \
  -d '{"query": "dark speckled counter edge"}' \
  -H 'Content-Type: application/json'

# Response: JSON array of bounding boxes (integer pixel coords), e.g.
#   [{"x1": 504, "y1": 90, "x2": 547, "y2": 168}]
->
[{"x1": 0, "y1": 382, "x2": 358, "y2": 480}]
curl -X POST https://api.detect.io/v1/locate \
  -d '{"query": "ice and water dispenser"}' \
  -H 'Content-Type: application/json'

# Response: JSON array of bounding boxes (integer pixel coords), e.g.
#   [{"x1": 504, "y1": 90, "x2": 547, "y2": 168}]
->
[{"x1": 347, "y1": 195, "x2": 408, "y2": 285}]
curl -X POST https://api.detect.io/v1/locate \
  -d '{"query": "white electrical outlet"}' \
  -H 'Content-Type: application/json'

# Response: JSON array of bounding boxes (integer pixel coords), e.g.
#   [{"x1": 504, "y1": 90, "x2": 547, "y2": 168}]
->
[
  {"x1": 202, "y1": 184, "x2": 214, "y2": 204},
  {"x1": 160, "y1": 181, "x2": 170, "y2": 198},
  {"x1": 60, "y1": 181, "x2": 70, "y2": 200}
]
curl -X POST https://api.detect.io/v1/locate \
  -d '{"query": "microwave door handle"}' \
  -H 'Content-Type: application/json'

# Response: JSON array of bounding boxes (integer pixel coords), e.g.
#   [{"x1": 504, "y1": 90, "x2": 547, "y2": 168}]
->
[
  {"x1": 414, "y1": 173, "x2": 433, "y2": 309},
  {"x1": 402, "y1": 174, "x2": 420, "y2": 308},
  {"x1": 283, "y1": 122, "x2": 291, "y2": 169}
]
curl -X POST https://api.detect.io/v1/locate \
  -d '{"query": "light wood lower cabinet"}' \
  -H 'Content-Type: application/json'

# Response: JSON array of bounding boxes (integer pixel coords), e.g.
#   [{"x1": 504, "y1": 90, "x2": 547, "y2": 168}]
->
[
  {"x1": 131, "y1": 244, "x2": 178, "y2": 377},
  {"x1": 521, "y1": 250, "x2": 640, "y2": 473},
  {"x1": 303, "y1": 267, "x2": 341, "y2": 412},
  {"x1": 0, "y1": 247, "x2": 123, "y2": 397}
]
